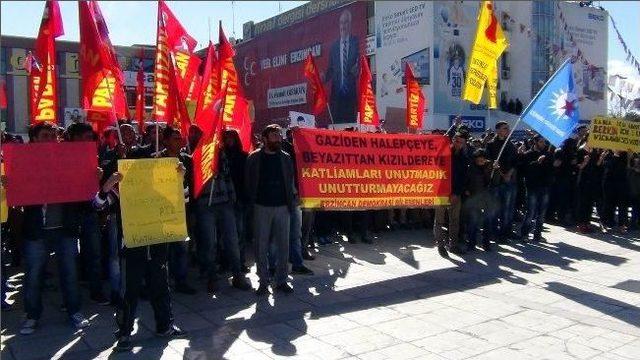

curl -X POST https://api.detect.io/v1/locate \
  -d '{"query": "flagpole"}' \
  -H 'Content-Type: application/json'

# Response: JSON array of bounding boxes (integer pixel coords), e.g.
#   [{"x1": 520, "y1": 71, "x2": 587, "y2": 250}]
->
[
  {"x1": 490, "y1": 116, "x2": 521, "y2": 180},
  {"x1": 326, "y1": 103, "x2": 335, "y2": 126}
]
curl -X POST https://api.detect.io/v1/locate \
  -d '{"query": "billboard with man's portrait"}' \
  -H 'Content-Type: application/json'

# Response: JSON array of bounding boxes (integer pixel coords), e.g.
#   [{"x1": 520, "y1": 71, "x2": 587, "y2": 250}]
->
[{"x1": 235, "y1": 2, "x2": 367, "y2": 130}]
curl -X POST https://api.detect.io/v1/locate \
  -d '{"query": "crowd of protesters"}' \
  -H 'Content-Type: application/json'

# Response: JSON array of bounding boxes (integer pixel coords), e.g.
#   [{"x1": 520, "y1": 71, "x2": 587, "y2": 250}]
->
[{"x1": 0, "y1": 117, "x2": 638, "y2": 352}]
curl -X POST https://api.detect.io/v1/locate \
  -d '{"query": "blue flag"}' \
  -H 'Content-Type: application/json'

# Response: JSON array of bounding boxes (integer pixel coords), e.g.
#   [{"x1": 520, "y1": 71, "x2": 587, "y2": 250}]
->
[{"x1": 520, "y1": 59, "x2": 580, "y2": 147}]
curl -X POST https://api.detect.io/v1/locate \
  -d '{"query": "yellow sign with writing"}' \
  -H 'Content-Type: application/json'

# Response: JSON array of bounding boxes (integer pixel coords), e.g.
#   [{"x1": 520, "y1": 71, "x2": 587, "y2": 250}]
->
[
  {"x1": 1, "y1": 165, "x2": 7, "y2": 223},
  {"x1": 587, "y1": 117, "x2": 640, "y2": 153},
  {"x1": 118, "y1": 158, "x2": 187, "y2": 248}
]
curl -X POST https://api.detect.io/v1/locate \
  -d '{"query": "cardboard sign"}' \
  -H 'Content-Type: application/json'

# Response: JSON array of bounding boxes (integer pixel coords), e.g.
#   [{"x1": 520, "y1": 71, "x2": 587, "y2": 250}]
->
[
  {"x1": 587, "y1": 117, "x2": 640, "y2": 152},
  {"x1": 3, "y1": 142, "x2": 98, "y2": 206},
  {"x1": 293, "y1": 128, "x2": 451, "y2": 210},
  {"x1": 118, "y1": 158, "x2": 187, "y2": 248}
]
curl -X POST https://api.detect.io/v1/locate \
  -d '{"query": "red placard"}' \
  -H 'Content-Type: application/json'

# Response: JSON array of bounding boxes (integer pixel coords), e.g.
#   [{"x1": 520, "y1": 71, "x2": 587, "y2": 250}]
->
[
  {"x1": 293, "y1": 128, "x2": 451, "y2": 210},
  {"x1": 4, "y1": 142, "x2": 98, "y2": 206}
]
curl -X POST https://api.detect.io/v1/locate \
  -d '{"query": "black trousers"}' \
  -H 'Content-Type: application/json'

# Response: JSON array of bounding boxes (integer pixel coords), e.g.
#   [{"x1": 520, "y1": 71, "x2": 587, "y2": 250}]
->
[{"x1": 117, "y1": 244, "x2": 173, "y2": 336}]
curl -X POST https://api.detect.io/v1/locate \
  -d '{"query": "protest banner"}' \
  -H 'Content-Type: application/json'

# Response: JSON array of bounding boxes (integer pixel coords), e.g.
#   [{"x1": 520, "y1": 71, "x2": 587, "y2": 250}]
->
[
  {"x1": 118, "y1": 158, "x2": 187, "y2": 248},
  {"x1": 3, "y1": 142, "x2": 98, "y2": 206},
  {"x1": 587, "y1": 117, "x2": 640, "y2": 152},
  {"x1": 293, "y1": 128, "x2": 451, "y2": 210}
]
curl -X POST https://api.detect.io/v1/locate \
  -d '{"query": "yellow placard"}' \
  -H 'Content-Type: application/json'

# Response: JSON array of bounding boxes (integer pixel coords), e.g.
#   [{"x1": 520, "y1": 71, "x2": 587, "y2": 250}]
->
[
  {"x1": 587, "y1": 117, "x2": 640, "y2": 153},
  {"x1": 1, "y1": 164, "x2": 7, "y2": 223},
  {"x1": 118, "y1": 158, "x2": 187, "y2": 248}
]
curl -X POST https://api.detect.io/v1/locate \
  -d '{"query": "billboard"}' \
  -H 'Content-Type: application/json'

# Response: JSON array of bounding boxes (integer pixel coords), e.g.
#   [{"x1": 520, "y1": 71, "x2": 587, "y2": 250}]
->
[
  {"x1": 235, "y1": 2, "x2": 368, "y2": 130},
  {"x1": 375, "y1": 2, "x2": 432, "y2": 131},
  {"x1": 556, "y1": 2, "x2": 608, "y2": 121}
]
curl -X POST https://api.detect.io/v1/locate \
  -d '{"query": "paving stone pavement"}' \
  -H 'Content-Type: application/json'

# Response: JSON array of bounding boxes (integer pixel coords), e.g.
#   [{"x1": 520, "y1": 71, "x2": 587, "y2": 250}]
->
[{"x1": 1, "y1": 224, "x2": 639, "y2": 359}]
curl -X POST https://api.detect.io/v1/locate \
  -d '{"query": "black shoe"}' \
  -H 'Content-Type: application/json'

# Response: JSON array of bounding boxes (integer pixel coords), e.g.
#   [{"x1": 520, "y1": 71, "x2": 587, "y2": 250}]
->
[
  {"x1": 275, "y1": 283, "x2": 294, "y2": 294},
  {"x1": 156, "y1": 324, "x2": 187, "y2": 338},
  {"x1": 255, "y1": 284, "x2": 270, "y2": 296},
  {"x1": 232, "y1": 276, "x2": 252, "y2": 291},
  {"x1": 495, "y1": 236, "x2": 510, "y2": 244},
  {"x1": 268, "y1": 268, "x2": 276, "y2": 278},
  {"x1": 240, "y1": 265, "x2": 251, "y2": 274},
  {"x1": 437, "y1": 245, "x2": 449, "y2": 258},
  {"x1": 114, "y1": 336, "x2": 133, "y2": 352},
  {"x1": 466, "y1": 244, "x2": 476, "y2": 252},
  {"x1": 174, "y1": 282, "x2": 197, "y2": 295},
  {"x1": 207, "y1": 279, "x2": 219, "y2": 295},
  {"x1": 302, "y1": 251, "x2": 315, "y2": 261},
  {"x1": 91, "y1": 293, "x2": 111, "y2": 306},
  {"x1": 347, "y1": 236, "x2": 358, "y2": 244},
  {"x1": 482, "y1": 242, "x2": 492, "y2": 252},
  {"x1": 361, "y1": 237, "x2": 373, "y2": 244},
  {"x1": 291, "y1": 266, "x2": 314, "y2": 276},
  {"x1": 110, "y1": 292, "x2": 122, "y2": 307},
  {"x1": 449, "y1": 246, "x2": 466, "y2": 256}
]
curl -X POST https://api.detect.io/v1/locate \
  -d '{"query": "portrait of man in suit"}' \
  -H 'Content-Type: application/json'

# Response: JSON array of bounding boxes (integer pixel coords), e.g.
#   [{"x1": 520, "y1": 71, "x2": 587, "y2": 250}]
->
[{"x1": 324, "y1": 9, "x2": 360, "y2": 124}]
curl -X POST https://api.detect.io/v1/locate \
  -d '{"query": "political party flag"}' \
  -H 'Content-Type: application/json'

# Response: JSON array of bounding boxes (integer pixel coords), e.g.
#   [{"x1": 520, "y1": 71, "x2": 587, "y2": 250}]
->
[
  {"x1": 192, "y1": 84, "x2": 227, "y2": 199},
  {"x1": 487, "y1": 61, "x2": 499, "y2": 109},
  {"x1": 230, "y1": 96, "x2": 253, "y2": 153},
  {"x1": 29, "y1": 0, "x2": 64, "y2": 125},
  {"x1": 195, "y1": 41, "x2": 219, "y2": 118},
  {"x1": 520, "y1": 59, "x2": 580, "y2": 147},
  {"x1": 462, "y1": 1, "x2": 508, "y2": 105},
  {"x1": 79, "y1": 0, "x2": 128, "y2": 133},
  {"x1": 406, "y1": 63, "x2": 426, "y2": 129},
  {"x1": 218, "y1": 22, "x2": 243, "y2": 127},
  {"x1": 357, "y1": 56, "x2": 379, "y2": 127},
  {"x1": 135, "y1": 60, "x2": 146, "y2": 134},
  {"x1": 304, "y1": 53, "x2": 328, "y2": 116}
]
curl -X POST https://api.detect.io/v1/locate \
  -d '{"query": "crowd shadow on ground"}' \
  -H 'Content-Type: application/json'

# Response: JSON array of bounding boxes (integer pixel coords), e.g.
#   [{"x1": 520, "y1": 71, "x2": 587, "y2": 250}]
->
[{"x1": 1, "y1": 227, "x2": 636, "y2": 360}]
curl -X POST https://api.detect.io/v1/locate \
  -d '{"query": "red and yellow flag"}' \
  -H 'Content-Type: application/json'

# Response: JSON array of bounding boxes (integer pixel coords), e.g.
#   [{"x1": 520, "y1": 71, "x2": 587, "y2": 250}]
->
[
  {"x1": 78, "y1": 0, "x2": 128, "y2": 133},
  {"x1": 303, "y1": 53, "x2": 328, "y2": 116},
  {"x1": 462, "y1": 1, "x2": 508, "y2": 105},
  {"x1": 357, "y1": 56, "x2": 379, "y2": 127},
  {"x1": 218, "y1": 23, "x2": 242, "y2": 127},
  {"x1": 192, "y1": 84, "x2": 227, "y2": 199},
  {"x1": 135, "y1": 60, "x2": 146, "y2": 134},
  {"x1": 195, "y1": 41, "x2": 219, "y2": 118},
  {"x1": 406, "y1": 63, "x2": 426, "y2": 130},
  {"x1": 29, "y1": 0, "x2": 64, "y2": 125}
]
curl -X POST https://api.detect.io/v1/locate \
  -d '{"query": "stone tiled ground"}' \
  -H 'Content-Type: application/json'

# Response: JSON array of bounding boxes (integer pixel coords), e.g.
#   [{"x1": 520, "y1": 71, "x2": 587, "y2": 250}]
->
[{"x1": 1, "y1": 224, "x2": 639, "y2": 359}]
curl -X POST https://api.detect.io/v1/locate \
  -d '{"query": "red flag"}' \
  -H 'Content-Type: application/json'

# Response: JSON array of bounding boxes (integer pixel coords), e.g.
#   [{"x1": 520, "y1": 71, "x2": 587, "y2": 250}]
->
[
  {"x1": 79, "y1": 0, "x2": 128, "y2": 133},
  {"x1": 303, "y1": 53, "x2": 328, "y2": 116},
  {"x1": 405, "y1": 63, "x2": 426, "y2": 130},
  {"x1": 29, "y1": 0, "x2": 64, "y2": 125},
  {"x1": 357, "y1": 56, "x2": 379, "y2": 127},
  {"x1": 195, "y1": 41, "x2": 219, "y2": 118},
  {"x1": 230, "y1": 96, "x2": 253, "y2": 153},
  {"x1": 135, "y1": 59, "x2": 146, "y2": 134},
  {"x1": 192, "y1": 85, "x2": 227, "y2": 199},
  {"x1": 0, "y1": 80, "x2": 7, "y2": 110},
  {"x1": 218, "y1": 23, "x2": 243, "y2": 127}
]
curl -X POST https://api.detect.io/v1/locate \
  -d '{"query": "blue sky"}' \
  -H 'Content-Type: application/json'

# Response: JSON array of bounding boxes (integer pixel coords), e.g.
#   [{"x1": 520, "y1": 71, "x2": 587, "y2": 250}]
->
[{"x1": 1, "y1": 0, "x2": 638, "y2": 81}]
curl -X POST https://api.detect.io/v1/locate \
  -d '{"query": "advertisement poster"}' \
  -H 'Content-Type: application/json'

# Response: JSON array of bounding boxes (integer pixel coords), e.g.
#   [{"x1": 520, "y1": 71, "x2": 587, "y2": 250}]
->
[
  {"x1": 556, "y1": 2, "x2": 608, "y2": 120},
  {"x1": 292, "y1": 128, "x2": 451, "y2": 210},
  {"x1": 375, "y1": 1, "x2": 431, "y2": 131},
  {"x1": 235, "y1": 2, "x2": 367, "y2": 130}
]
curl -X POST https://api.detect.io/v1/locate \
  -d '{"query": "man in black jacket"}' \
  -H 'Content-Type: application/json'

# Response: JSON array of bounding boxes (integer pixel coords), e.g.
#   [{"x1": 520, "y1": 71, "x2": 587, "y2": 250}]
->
[
  {"x1": 434, "y1": 131, "x2": 469, "y2": 257},
  {"x1": 520, "y1": 135, "x2": 553, "y2": 242},
  {"x1": 246, "y1": 125, "x2": 297, "y2": 295}
]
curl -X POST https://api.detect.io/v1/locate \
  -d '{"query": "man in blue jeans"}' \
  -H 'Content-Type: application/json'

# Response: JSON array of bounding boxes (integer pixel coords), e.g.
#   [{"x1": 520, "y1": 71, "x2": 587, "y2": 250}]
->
[
  {"x1": 18, "y1": 122, "x2": 90, "y2": 335},
  {"x1": 486, "y1": 121, "x2": 518, "y2": 243},
  {"x1": 519, "y1": 135, "x2": 553, "y2": 242}
]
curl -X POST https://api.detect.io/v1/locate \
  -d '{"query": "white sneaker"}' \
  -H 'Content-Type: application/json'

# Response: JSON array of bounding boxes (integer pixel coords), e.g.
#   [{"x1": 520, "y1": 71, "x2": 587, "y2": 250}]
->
[
  {"x1": 20, "y1": 319, "x2": 37, "y2": 335},
  {"x1": 70, "y1": 312, "x2": 90, "y2": 329}
]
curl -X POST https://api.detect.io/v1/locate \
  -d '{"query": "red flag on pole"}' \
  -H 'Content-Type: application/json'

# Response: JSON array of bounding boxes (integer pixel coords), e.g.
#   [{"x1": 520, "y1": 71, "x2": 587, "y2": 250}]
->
[
  {"x1": 135, "y1": 59, "x2": 146, "y2": 134},
  {"x1": 357, "y1": 56, "x2": 379, "y2": 127},
  {"x1": 231, "y1": 96, "x2": 253, "y2": 153},
  {"x1": 405, "y1": 63, "x2": 426, "y2": 130},
  {"x1": 195, "y1": 41, "x2": 219, "y2": 118},
  {"x1": 29, "y1": 0, "x2": 64, "y2": 125},
  {"x1": 192, "y1": 85, "x2": 227, "y2": 199},
  {"x1": 79, "y1": 0, "x2": 128, "y2": 133},
  {"x1": 303, "y1": 53, "x2": 328, "y2": 116},
  {"x1": 218, "y1": 23, "x2": 244, "y2": 127}
]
